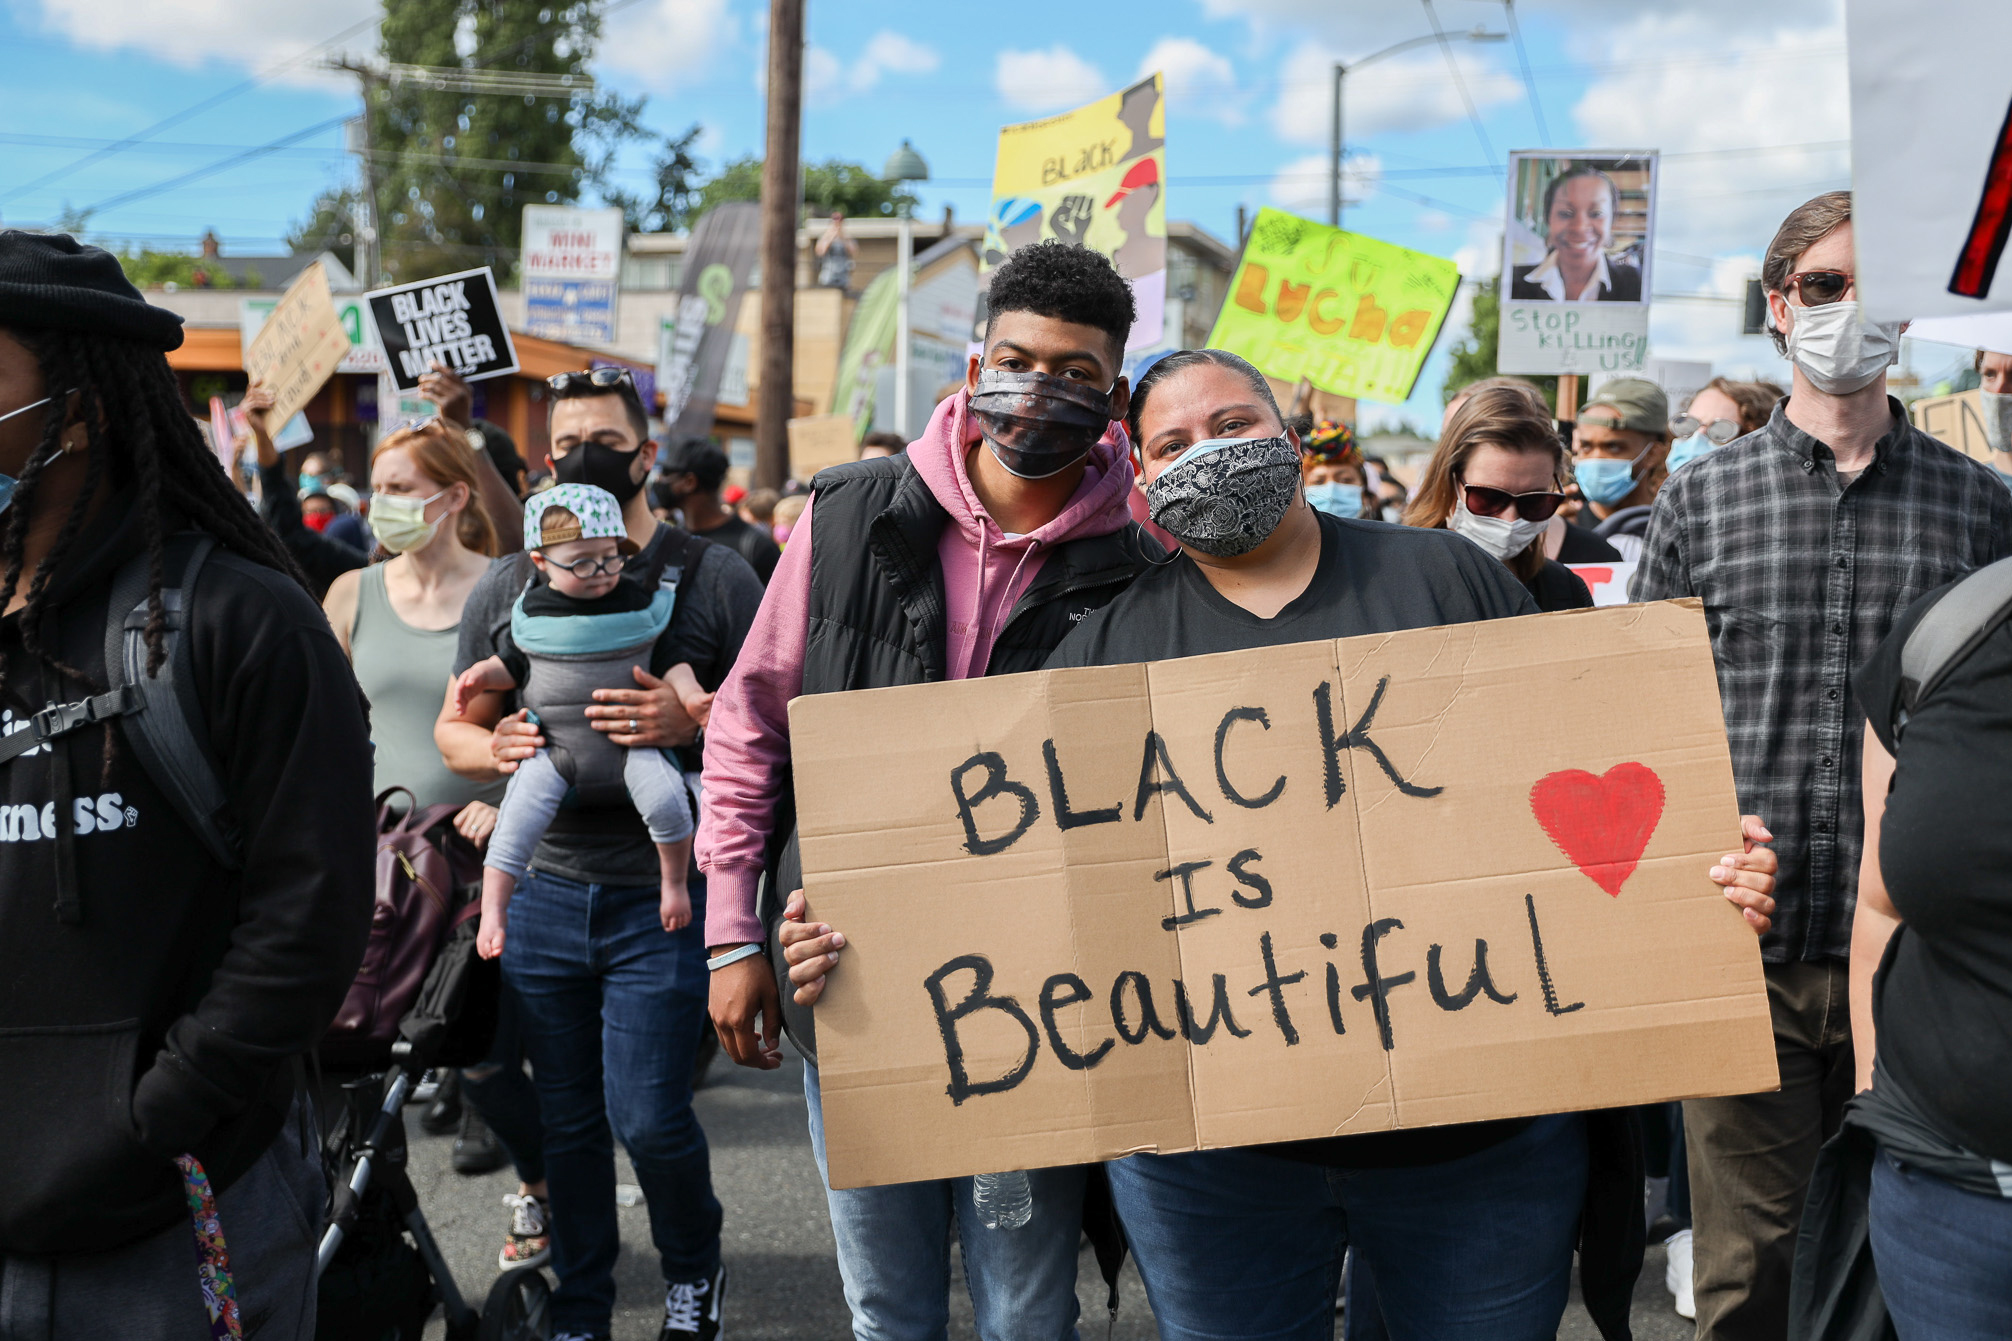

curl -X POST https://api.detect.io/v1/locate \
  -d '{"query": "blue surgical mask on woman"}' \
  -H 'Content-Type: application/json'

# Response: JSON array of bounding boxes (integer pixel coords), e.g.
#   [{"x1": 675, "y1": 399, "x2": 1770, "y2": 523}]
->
[
  {"x1": 0, "y1": 392, "x2": 65, "y2": 518},
  {"x1": 1304, "y1": 481, "x2": 1364, "y2": 519},
  {"x1": 1574, "y1": 443, "x2": 1654, "y2": 507},
  {"x1": 1664, "y1": 430, "x2": 1715, "y2": 474}
]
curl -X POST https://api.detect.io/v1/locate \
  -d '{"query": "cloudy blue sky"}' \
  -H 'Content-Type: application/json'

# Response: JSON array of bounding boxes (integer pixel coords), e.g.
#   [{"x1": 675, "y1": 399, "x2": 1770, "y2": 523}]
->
[{"x1": 3, "y1": 0, "x2": 1914, "y2": 426}]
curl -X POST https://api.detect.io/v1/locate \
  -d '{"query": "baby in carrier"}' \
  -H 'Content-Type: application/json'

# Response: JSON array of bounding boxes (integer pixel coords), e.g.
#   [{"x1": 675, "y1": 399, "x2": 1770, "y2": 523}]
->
[{"x1": 458, "y1": 483, "x2": 711, "y2": 958}]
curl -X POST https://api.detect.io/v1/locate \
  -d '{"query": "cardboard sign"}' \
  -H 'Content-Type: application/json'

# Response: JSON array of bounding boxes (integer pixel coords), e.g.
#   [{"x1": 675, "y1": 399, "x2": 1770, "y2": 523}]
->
[
  {"x1": 244, "y1": 261, "x2": 351, "y2": 430},
  {"x1": 787, "y1": 413, "x2": 859, "y2": 480},
  {"x1": 1498, "y1": 150, "x2": 1658, "y2": 375},
  {"x1": 791, "y1": 600, "x2": 1778, "y2": 1189},
  {"x1": 1207, "y1": 209, "x2": 1459, "y2": 405},
  {"x1": 986, "y1": 74, "x2": 1167, "y2": 351},
  {"x1": 365, "y1": 267, "x2": 519, "y2": 391},
  {"x1": 1848, "y1": 0, "x2": 2012, "y2": 319},
  {"x1": 522, "y1": 204, "x2": 625, "y2": 345},
  {"x1": 241, "y1": 294, "x2": 387, "y2": 374},
  {"x1": 1567, "y1": 561, "x2": 1639, "y2": 608},
  {"x1": 1909, "y1": 388, "x2": 1997, "y2": 464}
]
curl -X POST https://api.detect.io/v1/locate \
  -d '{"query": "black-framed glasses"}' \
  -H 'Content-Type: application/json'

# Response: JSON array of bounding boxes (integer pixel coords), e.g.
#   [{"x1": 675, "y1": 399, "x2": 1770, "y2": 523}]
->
[
  {"x1": 548, "y1": 553, "x2": 629, "y2": 579},
  {"x1": 1670, "y1": 414, "x2": 1742, "y2": 445},
  {"x1": 1458, "y1": 479, "x2": 1567, "y2": 522},
  {"x1": 546, "y1": 367, "x2": 635, "y2": 396},
  {"x1": 1785, "y1": 270, "x2": 1854, "y2": 307}
]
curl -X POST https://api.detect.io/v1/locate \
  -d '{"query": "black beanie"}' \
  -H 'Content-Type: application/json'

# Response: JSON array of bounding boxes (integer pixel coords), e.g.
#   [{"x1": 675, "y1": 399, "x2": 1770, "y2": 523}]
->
[{"x1": 0, "y1": 231, "x2": 186, "y2": 351}]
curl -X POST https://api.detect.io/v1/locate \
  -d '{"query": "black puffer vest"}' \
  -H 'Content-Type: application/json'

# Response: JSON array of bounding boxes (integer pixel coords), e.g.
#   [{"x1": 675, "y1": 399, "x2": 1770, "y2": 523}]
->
[{"x1": 769, "y1": 451, "x2": 1160, "y2": 1055}]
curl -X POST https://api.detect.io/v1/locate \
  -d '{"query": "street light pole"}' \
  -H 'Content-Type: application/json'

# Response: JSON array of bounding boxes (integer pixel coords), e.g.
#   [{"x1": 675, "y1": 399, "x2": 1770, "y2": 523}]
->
[
  {"x1": 755, "y1": 0, "x2": 805, "y2": 491},
  {"x1": 1328, "y1": 28, "x2": 1506, "y2": 233},
  {"x1": 881, "y1": 138, "x2": 929, "y2": 439}
]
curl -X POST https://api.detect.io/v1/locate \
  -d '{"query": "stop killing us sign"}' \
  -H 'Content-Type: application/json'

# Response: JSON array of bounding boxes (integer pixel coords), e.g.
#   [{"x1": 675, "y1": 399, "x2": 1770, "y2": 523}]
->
[
  {"x1": 365, "y1": 267, "x2": 521, "y2": 392},
  {"x1": 789, "y1": 599, "x2": 1779, "y2": 1190}
]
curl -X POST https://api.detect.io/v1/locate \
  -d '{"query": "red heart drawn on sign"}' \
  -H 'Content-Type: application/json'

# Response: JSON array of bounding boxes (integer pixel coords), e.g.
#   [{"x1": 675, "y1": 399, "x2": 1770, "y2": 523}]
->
[{"x1": 1529, "y1": 763, "x2": 1666, "y2": 896}]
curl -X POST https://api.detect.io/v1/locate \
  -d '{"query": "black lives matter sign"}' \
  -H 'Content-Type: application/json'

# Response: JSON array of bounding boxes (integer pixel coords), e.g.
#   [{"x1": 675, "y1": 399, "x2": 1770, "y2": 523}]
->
[{"x1": 365, "y1": 267, "x2": 520, "y2": 391}]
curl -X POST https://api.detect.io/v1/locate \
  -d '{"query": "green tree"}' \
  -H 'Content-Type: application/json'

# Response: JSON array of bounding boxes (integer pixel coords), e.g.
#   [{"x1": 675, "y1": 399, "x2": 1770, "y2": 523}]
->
[
  {"x1": 601, "y1": 122, "x2": 705, "y2": 233},
  {"x1": 1441, "y1": 276, "x2": 1558, "y2": 411},
  {"x1": 116, "y1": 249, "x2": 255, "y2": 290},
  {"x1": 284, "y1": 186, "x2": 362, "y2": 275},
  {"x1": 693, "y1": 156, "x2": 920, "y2": 223}
]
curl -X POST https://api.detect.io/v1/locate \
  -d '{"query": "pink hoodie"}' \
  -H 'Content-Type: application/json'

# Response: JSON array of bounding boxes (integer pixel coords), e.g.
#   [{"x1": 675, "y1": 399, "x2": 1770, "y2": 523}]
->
[{"x1": 697, "y1": 390, "x2": 1138, "y2": 946}]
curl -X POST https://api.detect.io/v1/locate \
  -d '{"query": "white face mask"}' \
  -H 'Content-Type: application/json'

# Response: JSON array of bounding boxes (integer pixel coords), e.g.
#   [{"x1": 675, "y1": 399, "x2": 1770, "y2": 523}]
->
[
  {"x1": 1449, "y1": 492, "x2": 1550, "y2": 562},
  {"x1": 1980, "y1": 389, "x2": 2012, "y2": 455},
  {"x1": 1782, "y1": 300, "x2": 1900, "y2": 396}
]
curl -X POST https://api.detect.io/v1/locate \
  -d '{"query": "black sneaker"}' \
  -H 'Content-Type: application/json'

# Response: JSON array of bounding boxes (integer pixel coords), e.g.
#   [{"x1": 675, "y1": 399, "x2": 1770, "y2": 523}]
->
[
  {"x1": 659, "y1": 1265, "x2": 725, "y2": 1339},
  {"x1": 419, "y1": 1069, "x2": 462, "y2": 1135},
  {"x1": 451, "y1": 1103, "x2": 507, "y2": 1175}
]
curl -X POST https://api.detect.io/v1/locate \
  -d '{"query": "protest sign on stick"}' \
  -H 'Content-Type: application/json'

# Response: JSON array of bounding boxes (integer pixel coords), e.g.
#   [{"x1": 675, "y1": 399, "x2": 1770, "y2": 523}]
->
[
  {"x1": 1207, "y1": 209, "x2": 1459, "y2": 405},
  {"x1": 1848, "y1": 0, "x2": 2012, "y2": 319},
  {"x1": 791, "y1": 600, "x2": 1778, "y2": 1189},
  {"x1": 244, "y1": 261, "x2": 351, "y2": 429},
  {"x1": 787, "y1": 413, "x2": 858, "y2": 480},
  {"x1": 365, "y1": 267, "x2": 519, "y2": 392},
  {"x1": 1497, "y1": 150, "x2": 1657, "y2": 376}
]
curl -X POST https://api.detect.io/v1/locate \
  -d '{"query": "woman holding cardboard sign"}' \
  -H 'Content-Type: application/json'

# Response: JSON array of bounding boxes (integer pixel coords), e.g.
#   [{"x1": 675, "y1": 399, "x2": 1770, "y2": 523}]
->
[{"x1": 782, "y1": 347, "x2": 1779, "y2": 1341}]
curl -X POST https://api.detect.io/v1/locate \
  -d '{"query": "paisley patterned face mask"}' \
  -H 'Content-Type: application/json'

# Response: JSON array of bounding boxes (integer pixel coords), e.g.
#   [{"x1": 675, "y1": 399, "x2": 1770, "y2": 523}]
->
[
  {"x1": 967, "y1": 368, "x2": 1116, "y2": 478},
  {"x1": 1145, "y1": 434, "x2": 1302, "y2": 557}
]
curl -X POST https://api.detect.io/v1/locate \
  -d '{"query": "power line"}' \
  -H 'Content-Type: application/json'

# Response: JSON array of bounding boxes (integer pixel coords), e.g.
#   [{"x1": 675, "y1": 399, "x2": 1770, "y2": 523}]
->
[
  {"x1": 78, "y1": 115, "x2": 355, "y2": 218},
  {"x1": 0, "y1": 14, "x2": 379, "y2": 207},
  {"x1": 1500, "y1": 0, "x2": 1551, "y2": 143},
  {"x1": 1420, "y1": 0, "x2": 1499, "y2": 170}
]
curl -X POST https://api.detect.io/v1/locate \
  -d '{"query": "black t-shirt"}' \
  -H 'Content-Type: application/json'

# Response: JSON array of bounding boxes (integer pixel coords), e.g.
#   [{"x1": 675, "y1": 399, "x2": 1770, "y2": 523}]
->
[
  {"x1": 457, "y1": 522, "x2": 764, "y2": 886},
  {"x1": 1048, "y1": 512, "x2": 1541, "y2": 1167},
  {"x1": 1525, "y1": 558, "x2": 1594, "y2": 613},
  {"x1": 1853, "y1": 582, "x2": 2012, "y2": 1163},
  {"x1": 1557, "y1": 521, "x2": 1622, "y2": 564},
  {"x1": 695, "y1": 514, "x2": 781, "y2": 585}
]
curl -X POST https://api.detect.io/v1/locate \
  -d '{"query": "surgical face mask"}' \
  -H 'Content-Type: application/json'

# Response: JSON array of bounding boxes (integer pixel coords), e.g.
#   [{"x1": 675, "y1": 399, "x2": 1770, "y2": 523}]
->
[
  {"x1": 967, "y1": 368, "x2": 1115, "y2": 479},
  {"x1": 298, "y1": 472, "x2": 325, "y2": 494},
  {"x1": 1783, "y1": 300, "x2": 1901, "y2": 396},
  {"x1": 553, "y1": 439, "x2": 646, "y2": 503},
  {"x1": 1449, "y1": 491, "x2": 1550, "y2": 562},
  {"x1": 1145, "y1": 435, "x2": 1302, "y2": 557},
  {"x1": 1664, "y1": 430, "x2": 1717, "y2": 474},
  {"x1": 1304, "y1": 481, "x2": 1364, "y2": 519},
  {"x1": 368, "y1": 488, "x2": 447, "y2": 553},
  {"x1": 1573, "y1": 444, "x2": 1653, "y2": 508},
  {"x1": 0, "y1": 393, "x2": 60, "y2": 518},
  {"x1": 1981, "y1": 389, "x2": 2012, "y2": 454}
]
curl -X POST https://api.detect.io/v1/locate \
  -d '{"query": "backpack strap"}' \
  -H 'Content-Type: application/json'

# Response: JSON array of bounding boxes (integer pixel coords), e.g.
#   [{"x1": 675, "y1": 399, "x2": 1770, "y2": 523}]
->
[
  {"x1": 103, "y1": 532, "x2": 243, "y2": 869},
  {"x1": 1895, "y1": 555, "x2": 2012, "y2": 738}
]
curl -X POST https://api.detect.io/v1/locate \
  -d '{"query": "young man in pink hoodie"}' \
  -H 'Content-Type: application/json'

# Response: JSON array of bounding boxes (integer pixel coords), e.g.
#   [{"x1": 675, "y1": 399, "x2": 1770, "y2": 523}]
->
[{"x1": 698, "y1": 240, "x2": 1158, "y2": 1338}]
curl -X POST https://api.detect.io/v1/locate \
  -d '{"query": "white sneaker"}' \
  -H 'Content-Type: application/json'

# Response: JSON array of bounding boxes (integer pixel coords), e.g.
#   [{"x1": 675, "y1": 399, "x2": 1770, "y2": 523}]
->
[{"x1": 1665, "y1": 1227, "x2": 1695, "y2": 1320}]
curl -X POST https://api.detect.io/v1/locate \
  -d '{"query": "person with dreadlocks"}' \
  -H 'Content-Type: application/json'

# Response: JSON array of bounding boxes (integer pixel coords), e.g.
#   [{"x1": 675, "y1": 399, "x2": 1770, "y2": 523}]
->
[
  {"x1": 0, "y1": 232, "x2": 374, "y2": 1334},
  {"x1": 1298, "y1": 418, "x2": 1376, "y2": 520}
]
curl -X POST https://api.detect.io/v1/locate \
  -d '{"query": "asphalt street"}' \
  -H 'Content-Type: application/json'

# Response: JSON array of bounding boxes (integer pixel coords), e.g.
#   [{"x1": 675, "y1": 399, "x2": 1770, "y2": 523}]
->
[{"x1": 408, "y1": 1050, "x2": 1696, "y2": 1340}]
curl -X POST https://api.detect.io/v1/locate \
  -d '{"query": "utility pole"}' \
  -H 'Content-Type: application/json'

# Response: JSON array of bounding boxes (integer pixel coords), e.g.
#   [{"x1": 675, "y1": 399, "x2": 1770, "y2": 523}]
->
[
  {"x1": 754, "y1": 0, "x2": 805, "y2": 490},
  {"x1": 331, "y1": 58, "x2": 383, "y2": 287}
]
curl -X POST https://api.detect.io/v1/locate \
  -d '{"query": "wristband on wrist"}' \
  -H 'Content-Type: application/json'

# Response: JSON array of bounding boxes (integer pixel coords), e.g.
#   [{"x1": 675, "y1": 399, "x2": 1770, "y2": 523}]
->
[{"x1": 707, "y1": 943, "x2": 764, "y2": 972}]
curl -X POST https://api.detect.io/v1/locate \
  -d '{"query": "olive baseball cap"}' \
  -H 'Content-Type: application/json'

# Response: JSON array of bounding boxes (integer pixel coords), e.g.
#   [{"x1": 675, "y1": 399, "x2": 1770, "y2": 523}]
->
[{"x1": 1578, "y1": 378, "x2": 1669, "y2": 435}]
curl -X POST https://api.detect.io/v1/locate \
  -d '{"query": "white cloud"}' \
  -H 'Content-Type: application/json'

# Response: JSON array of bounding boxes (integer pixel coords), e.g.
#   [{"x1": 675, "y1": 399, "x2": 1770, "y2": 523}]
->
[
  {"x1": 1267, "y1": 151, "x2": 1381, "y2": 217},
  {"x1": 1138, "y1": 36, "x2": 1242, "y2": 125},
  {"x1": 599, "y1": 0, "x2": 737, "y2": 92},
  {"x1": 1270, "y1": 44, "x2": 1520, "y2": 146},
  {"x1": 852, "y1": 31, "x2": 940, "y2": 92},
  {"x1": 995, "y1": 45, "x2": 1109, "y2": 114},
  {"x1": 27, "y1": 0, "x2": 375, "y2": 79},
  {"x1": 1646, "y1": 251, "x2": 1793, "y2": 381}
]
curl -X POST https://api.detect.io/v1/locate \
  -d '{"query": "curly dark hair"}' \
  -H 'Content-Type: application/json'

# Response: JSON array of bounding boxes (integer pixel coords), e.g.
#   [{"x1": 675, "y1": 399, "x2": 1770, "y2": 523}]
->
[
  {"x1": 985, "y1": 239, "x2": 1137, "y2": 360},
  {"x1": 1124, "y1": 348, "x2": 1281, "y2": 448},
  {"x1": 0, "y1": 327, "x2": 304, "y2": 711}
]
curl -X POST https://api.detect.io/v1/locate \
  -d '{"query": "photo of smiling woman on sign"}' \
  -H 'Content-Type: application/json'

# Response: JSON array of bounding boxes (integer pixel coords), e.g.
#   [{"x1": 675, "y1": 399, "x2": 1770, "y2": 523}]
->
[{"x1": 1506, "y1": 154, "x2": 1655, "y2": 304}]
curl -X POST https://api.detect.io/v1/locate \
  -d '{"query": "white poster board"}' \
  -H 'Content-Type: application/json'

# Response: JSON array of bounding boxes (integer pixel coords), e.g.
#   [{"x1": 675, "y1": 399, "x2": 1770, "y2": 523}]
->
[
  {"x1": 1847, "y1": 0, "x2": 2012, "y2": 321},
  {"x1": 1498, "y1": 150, "x2": 1658, "y2": 376},
  {"x1": 521, "y1": 204, "x2": 625, "y2": 345}
]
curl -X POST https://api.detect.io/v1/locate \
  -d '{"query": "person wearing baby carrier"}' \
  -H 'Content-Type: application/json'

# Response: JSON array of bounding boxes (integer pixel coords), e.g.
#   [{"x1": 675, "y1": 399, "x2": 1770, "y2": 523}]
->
[
  {"x1": 435, "y1": 367, "x2": 762, "y2": 1341},
  {"x1": 0, "y1": 233, "x2": 374, "y2": 1338},
  {"x1": 698, "y1": 240, "x2": 1160, "y2": 1340}
]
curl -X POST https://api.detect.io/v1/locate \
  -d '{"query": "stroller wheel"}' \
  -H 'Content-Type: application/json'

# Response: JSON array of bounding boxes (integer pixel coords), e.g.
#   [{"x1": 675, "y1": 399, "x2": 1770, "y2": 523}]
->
[{"x1": 479, "y1": 1267, "x2": 552, "y2": 1341}]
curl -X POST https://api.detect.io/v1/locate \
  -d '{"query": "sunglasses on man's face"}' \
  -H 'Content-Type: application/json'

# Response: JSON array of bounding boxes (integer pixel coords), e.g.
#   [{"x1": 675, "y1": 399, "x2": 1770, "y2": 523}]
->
[
  {"x1": 546, "y1": 367, "x2": 635, "y2": 396},
  {"x1": 1459, "y1": 480, "x2": 1567, "y2": 522},
  {"x1": 1785, "y1": 270, "x2": 1855, "y2": 307},
  {"x1": 1670, "y1": 415, "x2": 1743, "y2": 445}
]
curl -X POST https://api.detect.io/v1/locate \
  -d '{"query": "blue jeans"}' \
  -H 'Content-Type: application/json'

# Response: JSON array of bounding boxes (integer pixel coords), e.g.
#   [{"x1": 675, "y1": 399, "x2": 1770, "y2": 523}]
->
[
  {"x1": 1109, "y1": 1114, "x2": 1587, "y2": 1341},
  {"x1": 804, "y1": 1063, "x2": 1083, "y2": 1341},
  {"x1": 460, "y1": 976, "x2": 545, "y2": 1186},
  {"x1": 1869, "y1": 1150, "x2": 2012, "y2": 1339},
  {"x1": 502, "y1": 870, "x2": 721, "y2": 1335}
]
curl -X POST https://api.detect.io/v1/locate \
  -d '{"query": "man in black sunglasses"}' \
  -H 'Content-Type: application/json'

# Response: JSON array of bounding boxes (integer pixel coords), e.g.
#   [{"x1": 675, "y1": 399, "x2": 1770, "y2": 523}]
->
[
  {"x1": 436, "y1": 364, "x2": 764, "y2": 1341},
  {"x1": 1633, "y1": 191, "x2": 2012, "y2": 1341}
]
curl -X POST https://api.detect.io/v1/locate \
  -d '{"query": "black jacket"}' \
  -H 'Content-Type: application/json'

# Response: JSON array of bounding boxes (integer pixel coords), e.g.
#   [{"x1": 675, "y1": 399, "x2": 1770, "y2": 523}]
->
[{"x1": 0, "y1": 495, "x2": 375, "y2": 1254}]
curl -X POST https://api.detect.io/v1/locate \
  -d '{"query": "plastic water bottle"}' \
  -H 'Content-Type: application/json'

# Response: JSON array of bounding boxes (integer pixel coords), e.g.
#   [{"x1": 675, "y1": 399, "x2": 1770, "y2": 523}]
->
[{"x1": 972, "y1": 1170, "x2": 1033, "y2": 1231}]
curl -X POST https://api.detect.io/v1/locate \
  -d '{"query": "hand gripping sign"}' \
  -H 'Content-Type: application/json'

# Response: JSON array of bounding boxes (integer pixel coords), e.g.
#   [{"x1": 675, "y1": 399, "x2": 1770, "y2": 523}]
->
[{"x1": 789, "y1": 600, "x2": 1778, "y2": 1190}]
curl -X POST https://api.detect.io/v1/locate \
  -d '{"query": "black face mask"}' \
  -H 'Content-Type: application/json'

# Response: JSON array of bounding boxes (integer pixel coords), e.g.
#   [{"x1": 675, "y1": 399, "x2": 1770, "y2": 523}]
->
[
  {"x1": 967, "y1": 368, "x2": 1115, "y2": 479},
  {"x1": 554, "y1": 439, "x2": 646, "y2": 504}
]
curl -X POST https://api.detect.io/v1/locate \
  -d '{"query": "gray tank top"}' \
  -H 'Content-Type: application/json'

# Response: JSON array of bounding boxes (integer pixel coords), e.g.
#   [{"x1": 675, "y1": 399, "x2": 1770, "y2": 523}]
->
[{"x1": 350, "y1": 563, "x2": 506, "y2": 810}]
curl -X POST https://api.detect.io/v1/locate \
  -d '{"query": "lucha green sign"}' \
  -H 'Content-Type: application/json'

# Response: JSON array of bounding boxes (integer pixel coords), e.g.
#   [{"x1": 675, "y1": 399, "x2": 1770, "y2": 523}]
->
[{"x1": 1207, "y1": 208, "x2": 1461, "y2": 404}]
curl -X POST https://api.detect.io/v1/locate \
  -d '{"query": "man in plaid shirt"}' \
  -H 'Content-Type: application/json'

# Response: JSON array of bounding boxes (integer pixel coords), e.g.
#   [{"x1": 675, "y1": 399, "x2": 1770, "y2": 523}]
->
[{"x1": 1631, "y1": 191, "x2": 2012, "y2": 1339}]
